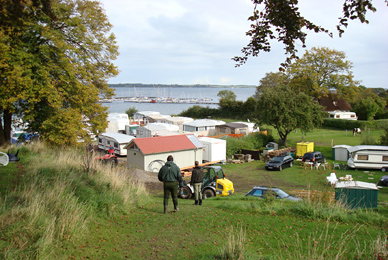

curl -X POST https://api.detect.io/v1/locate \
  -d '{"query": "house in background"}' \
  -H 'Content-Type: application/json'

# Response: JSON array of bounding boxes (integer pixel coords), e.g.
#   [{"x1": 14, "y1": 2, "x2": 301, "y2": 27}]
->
[
  {"x1": 216, "y1": 122, "x2": 250, "y2": 136},
  {"x1": 182, "y1": 119, "x2": 225, "y2": 136},
  {"x1": 319, "y1": 94, "x2": 352, "y2": 112},
  {"x1": 125, "y1": 134, "x2": 204, "y2": 172}
]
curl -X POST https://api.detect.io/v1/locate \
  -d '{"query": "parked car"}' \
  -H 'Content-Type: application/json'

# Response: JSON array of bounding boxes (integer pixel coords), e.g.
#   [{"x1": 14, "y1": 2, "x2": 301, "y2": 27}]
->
[
  {"x1": 302, "y1": 151, "x2": 326, "y2": 164},
  {"x1": 245, "y1": 186, "x2": 302, "y2": 201},
  {"x1": 265, "y1": 155, "x2": 294, "y2": 171},
  {"x1": 379, "y1": 175, "x2": 388, "y2": 186}
]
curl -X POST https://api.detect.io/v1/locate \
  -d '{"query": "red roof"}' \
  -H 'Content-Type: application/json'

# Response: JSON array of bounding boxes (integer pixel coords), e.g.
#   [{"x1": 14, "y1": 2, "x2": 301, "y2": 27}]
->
[{"x1": 131, "y1": 135, "x2": 197, "y2": 155}]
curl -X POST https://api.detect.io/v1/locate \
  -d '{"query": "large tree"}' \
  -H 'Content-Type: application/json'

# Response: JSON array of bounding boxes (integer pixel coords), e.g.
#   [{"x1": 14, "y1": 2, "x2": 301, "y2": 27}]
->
[
  {"x1": 287, "y1": 47, "x2": 359, "y2": 100},
  {"x1": 254, "y1": 72, "x2": 288, "y2": 100},
  {"x1": 351, "y1": 88, "x2": 386, "y2": 120},
  {"x1": 257, "y1": 84, "x2": 325, "y2": 146},
  {"x1": 0, "y1": 0, "x2": 118, "y2": 146},
  {"x1": 233, "y1": 0, "x2": 386, "y2": 68}
]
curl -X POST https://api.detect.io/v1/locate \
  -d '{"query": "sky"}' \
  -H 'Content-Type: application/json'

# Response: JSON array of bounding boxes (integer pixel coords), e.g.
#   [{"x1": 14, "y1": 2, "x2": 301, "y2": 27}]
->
[{"x1": 99, "y1": 0, "x2": 388, "y2": 88}]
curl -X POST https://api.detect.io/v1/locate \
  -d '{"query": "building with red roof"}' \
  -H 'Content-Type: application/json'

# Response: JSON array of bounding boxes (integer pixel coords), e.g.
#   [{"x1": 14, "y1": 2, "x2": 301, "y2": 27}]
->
[{"x1": 125, "y1": 134, "x2": 204, "y2": 172}]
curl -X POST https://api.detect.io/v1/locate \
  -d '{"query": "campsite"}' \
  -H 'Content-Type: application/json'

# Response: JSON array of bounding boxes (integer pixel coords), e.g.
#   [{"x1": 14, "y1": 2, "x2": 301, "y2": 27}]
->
[{"x1": 1, "y1": 126, "x2": 388, "y2": 259}]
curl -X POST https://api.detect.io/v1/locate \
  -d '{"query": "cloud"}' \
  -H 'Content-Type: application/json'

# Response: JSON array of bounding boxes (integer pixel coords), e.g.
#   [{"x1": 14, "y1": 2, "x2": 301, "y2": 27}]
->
[{"x1": 101, "y1": 0, "x2": 388, "y2": 88}]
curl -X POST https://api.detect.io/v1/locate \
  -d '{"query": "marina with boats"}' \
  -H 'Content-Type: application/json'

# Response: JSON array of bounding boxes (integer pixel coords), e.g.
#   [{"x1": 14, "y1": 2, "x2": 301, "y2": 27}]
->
[{"x1": 99, "y1": 96, "x2": 217, "y2": 104}]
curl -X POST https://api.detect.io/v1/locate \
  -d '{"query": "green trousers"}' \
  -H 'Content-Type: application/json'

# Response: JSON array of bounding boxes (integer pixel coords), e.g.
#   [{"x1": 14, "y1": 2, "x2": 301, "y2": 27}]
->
[
  {"x1": 163, "y1": 181, "x2": 178, "y2": 208},
  {"x1": 193, "y1": 183, "x2": 202, "y2": 201}
]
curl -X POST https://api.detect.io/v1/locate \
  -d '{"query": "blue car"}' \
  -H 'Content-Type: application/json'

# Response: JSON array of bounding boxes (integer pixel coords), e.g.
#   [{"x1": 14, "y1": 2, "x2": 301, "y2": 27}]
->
[{"x1": 245, "y1": 186, "x2": 301, "y2": 201}]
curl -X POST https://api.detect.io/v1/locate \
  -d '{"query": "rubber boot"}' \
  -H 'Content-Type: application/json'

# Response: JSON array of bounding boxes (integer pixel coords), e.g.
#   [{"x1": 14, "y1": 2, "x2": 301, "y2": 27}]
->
[
  {"x1": 164, "y1": 205, "x2": 168, "y2": 214},
  {"x1": 199, "y1": 200, "x2": 202, "y2": 206},
  {"x1": 193, "y1": 200, "x2": 198, "y2": 205}
]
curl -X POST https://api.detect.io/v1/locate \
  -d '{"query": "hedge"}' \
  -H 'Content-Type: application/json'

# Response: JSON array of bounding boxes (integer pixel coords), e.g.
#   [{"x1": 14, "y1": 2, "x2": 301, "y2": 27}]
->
[{"x1": 323, "y1": 118, "x2": 388, "y2": 130}]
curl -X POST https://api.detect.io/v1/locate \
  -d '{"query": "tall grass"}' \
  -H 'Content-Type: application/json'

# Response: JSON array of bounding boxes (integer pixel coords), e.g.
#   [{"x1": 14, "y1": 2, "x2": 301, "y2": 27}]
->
[
  {"x1": 0, "y1": 142, "x2": 148, "y2": 259},
  {"x1": 218, "y1": 225, "x2": 247, "y2": 260}
]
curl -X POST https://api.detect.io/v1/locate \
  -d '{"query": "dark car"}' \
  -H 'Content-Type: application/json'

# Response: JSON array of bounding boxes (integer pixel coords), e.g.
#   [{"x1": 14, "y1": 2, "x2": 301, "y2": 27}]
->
[
  {"x1": 379, "y1": 175, "x2": 388, "y2": 186},
  {"x1": 302, "y1": 151, "x2": 326, "y2": 164},
  {"x1": 245, "y1": 186, "x2": 301, "y2": 201},
  {"x1": 265, "y1": 155, "x2": 294, "y2": 171}
]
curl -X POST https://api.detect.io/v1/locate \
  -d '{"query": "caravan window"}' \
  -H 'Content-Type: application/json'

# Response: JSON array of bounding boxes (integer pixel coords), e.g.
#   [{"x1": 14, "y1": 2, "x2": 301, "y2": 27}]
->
[
  {"x1": 357, "y1": 155, "x2": 368, "y2": 160},
  {"x1": 336, "y1": 115, "x2": 340, "y2": 118},
  {"x1": 329, "y1": 114, "x2": 334, "y2": 118},
  {"x1": 383, "y1": 156, "x2": 388, "y2": 161},
  {"x1": 114, "y1": 142, "x2": 119, "y2": 148}
]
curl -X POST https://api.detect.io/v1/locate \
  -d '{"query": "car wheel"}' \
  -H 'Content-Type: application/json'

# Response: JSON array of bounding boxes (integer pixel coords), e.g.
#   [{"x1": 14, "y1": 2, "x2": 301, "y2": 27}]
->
[
  {"x1": 382, "y1": 167, "x2": 387, "y2": 172},
  {"x1": 180, "y1": 186, "x2": 192, "y2": 199},
  {"x1": 202, "y1": 189, "x2": 215, "y2": 199},
  {"x1": 279, "y1": 165, "x2": 283, "y2": 171},
  {"x1": 290, "y1": 162, "x2": 293, "y2": 168}
]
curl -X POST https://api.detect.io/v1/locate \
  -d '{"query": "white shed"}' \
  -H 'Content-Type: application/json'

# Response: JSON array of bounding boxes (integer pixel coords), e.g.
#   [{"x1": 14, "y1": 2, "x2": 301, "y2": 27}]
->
[
  {"x1": 125, "y1": 134, "x2": 204, "y2": 172},
  {"x1": 332, "y1": 145, "x2": 351, "y2": 161},
  {"x1": 198, "y1": 137, "x2": 226, "y2": 162}
]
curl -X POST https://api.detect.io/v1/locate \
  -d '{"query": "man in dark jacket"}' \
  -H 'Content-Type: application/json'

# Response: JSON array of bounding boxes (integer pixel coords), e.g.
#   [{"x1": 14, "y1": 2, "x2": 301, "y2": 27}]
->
[
  {"x1": 191, "y1": 161, "x2": 204, "y2": 205},
  {"x1": 158, "y1": 155, "x2": 183, "y2": 214}
]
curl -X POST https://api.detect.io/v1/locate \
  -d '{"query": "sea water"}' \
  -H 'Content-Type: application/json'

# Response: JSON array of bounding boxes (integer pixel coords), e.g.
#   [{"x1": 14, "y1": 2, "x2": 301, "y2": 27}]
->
[{"x1": 103, "y1": 86, "x2": 256, "y2": 115}]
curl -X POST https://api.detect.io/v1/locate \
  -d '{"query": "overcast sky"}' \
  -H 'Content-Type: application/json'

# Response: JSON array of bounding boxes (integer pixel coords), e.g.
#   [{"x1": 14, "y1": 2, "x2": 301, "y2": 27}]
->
[{"x1": 99, "y1": 0, "x2": 388, "y2": 88}]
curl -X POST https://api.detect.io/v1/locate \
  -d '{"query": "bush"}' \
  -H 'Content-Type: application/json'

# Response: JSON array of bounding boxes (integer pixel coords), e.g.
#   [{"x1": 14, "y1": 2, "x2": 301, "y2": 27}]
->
[{"x1": 225, "y1": 133, "x2": 274, "y2": 158}]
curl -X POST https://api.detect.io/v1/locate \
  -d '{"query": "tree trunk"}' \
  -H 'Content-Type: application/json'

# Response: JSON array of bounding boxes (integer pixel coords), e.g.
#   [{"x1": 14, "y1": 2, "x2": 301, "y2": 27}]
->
[
  {"x1": 2, "y1": 110, "x2": 12, "y2": 145},
  {"x1": 0, "y1": 116, "x2": 4, "y2": 146}
]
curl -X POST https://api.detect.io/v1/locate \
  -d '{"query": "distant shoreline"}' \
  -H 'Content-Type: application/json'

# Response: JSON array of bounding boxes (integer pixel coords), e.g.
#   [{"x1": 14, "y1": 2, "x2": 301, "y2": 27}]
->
[{"x1": 108, "y1": 83, "x2": 256, "y2": 88}]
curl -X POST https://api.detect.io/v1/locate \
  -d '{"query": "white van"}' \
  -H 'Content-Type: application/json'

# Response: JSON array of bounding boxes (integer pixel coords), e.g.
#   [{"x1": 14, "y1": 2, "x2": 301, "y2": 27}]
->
[
  {"x1": 98, "y1": 133, "x2": 135, "y2": 156},
  {"x1": 347, "y1": 145, "x2": 388, "y2": 172}
]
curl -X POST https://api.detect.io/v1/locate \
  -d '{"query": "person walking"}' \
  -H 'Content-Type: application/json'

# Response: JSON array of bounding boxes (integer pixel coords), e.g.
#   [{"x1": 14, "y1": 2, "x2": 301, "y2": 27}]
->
[
  {"x1": 191, "y1": 161, "x2": 204, "y2": 205},
  {"x1": 158, "y1": 155, "x2": 183, "y2": 214}
]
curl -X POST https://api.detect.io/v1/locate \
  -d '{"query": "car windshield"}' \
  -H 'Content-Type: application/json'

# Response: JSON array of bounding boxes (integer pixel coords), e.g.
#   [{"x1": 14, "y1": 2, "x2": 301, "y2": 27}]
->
[
  {"x1": 274, "y1": 189, "x2": 289, "y2": 199},
  {"x1": 269, "y1": 159, "x2": 281, "y2": 163}
]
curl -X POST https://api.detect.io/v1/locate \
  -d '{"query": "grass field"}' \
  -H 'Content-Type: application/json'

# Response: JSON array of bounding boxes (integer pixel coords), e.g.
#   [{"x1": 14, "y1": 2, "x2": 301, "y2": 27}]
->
[{"x1": 0, "y1": 128, "x2": 388, "y2": 259}]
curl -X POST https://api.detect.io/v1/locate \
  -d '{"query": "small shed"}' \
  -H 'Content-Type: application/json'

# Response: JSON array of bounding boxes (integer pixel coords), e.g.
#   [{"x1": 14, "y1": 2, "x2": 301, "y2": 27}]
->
[
  {"x1": 335, "y1": 181, "x2": 378, "y2": 209},
  {"x1": 125, "y1": 134, "x2": 203, "y2": 172},
  {"x1": 332, "y1": 145, "x2": 351, "y2": 161}
]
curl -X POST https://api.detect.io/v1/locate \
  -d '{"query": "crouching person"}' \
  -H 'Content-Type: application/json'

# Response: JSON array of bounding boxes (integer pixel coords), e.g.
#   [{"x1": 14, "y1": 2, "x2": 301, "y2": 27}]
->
[
  {"x1": 158, "y1": 155, "x2": 183, "y2": 214},
  {"x1": 191, "y1": 161, "x2": 204, "y2": 205}
]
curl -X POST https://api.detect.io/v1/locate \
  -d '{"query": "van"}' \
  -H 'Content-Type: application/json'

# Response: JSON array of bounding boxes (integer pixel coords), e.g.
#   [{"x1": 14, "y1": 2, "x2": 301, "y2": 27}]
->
[{"x1": 347, "y1": 145, "x2": 388, "y2": 172}]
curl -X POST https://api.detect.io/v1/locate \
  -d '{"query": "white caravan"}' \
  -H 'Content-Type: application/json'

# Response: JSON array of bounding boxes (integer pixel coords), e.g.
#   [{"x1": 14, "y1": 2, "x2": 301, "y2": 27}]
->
[
  {"x1": 347, "y1": 145, "x2": 388, "y2": 172},
  {"x1": 328, "y1": 111, "x2": 358, "y2": 120},
  {"x1": 98, "y1": 133, "x2": 135, "y2": 156}
]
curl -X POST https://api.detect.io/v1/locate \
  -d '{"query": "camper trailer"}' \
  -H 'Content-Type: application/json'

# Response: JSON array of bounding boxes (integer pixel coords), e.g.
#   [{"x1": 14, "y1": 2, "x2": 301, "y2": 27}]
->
[
  {"x1": 328, "y1": 111, "x2": 358, "y2": 120},
  {"x1": 347, "y1": 145, "x2": 388, "y2": 172},
  {"x1": 98, "y1": 133, "x2": 135, "y2": 156}
]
